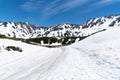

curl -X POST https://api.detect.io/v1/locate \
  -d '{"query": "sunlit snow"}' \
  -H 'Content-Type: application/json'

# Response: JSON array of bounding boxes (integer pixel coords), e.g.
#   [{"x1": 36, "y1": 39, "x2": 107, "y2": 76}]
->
[{"x1": 0, "y1": 27, "x2": 120, "y2": 80}]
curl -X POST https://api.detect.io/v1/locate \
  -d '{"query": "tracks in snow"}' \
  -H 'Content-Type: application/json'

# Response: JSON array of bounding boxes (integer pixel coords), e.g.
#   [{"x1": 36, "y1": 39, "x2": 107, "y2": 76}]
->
[{"x1": 0, "y1": 46, "x2": 120, "y2": 80}]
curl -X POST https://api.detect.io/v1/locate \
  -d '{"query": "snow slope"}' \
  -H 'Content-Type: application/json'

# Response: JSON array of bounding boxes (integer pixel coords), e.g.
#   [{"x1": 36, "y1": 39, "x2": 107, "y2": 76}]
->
[{"x1": 0, "y1": 27, "x2": 120, "y2": 80}]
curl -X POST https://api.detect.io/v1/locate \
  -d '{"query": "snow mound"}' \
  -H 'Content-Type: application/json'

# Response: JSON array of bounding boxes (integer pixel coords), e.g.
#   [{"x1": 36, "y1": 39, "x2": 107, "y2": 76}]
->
[{"x1": 0, "y1": 27, "x2": 120, "y2": 80}]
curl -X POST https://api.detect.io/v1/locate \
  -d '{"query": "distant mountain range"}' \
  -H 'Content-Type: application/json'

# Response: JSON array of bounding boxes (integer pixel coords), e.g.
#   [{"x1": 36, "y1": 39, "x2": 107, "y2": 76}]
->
[{"x1": 0, "y1": 14, "x2": 120, "y2": 39}]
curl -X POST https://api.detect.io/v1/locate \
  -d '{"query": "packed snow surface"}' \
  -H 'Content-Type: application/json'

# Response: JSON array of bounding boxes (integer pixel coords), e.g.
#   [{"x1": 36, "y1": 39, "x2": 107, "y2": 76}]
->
[{"x1": 0, "y1": 27, "x2": 120, "y2": 80}]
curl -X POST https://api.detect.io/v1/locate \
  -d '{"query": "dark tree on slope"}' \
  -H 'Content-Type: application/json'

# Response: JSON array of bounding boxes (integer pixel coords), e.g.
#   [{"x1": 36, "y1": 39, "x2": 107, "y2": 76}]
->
[
  {"x1": 12, "y1": 32, "x2": 16, "y2": 38},
  {"x1": 57, "y1": 31, "x2": 60, "y2": 37}
]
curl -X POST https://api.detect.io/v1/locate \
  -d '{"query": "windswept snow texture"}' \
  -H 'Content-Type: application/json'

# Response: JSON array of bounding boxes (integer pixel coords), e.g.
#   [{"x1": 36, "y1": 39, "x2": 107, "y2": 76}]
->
[{"x1": 0, "y1": 27, "x2": 120, "y2": 80}]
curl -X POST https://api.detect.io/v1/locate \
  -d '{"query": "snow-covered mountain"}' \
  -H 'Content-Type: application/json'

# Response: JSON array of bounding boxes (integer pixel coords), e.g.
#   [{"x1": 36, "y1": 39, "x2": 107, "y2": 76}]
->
[
  {"x1": 0, "y1": 22, "x2": 82, "y2": 38},
  {"x1": 0, "y1": 14, "x2": 120, "y2": 38},
  {"x1": 0, "y1": 26, "x2": 120, "y2": 80},
  {"x1": 81, "y1": 14, "x2": 120, "y2": 36}
]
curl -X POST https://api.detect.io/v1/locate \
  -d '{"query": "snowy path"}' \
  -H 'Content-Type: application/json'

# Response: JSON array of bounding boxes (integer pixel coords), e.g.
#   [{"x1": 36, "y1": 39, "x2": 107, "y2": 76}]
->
[
  {"x1": 0, "y1": 45, "x2": 120, "y2": 80},
  {"x1": 0, "y1": 47, "x2": 63, "y2": 80}
]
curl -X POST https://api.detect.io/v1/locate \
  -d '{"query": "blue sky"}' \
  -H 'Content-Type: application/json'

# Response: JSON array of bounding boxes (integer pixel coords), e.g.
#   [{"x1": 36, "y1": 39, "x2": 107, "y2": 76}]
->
[{"x1": 0, "y1": 0, "x2": 120, "y2": 26}]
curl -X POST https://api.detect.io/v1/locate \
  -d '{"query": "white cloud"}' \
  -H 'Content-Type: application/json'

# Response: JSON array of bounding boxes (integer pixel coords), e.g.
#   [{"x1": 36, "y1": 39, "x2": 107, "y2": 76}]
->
[
  {"x1": 20, "y1": 0, "x2": 119, "y2": 16},
  {"x1": 94, "y1": 0, "x2": 120, "y2": 5},
  {"x1": 20, "y1": 0, "x2": 43, "y2": 11},
  {"x1": 20, "y1": 0, "x2": 89, "y2": 16},
  {"x1": 43, "y1": 0, "x2": 89, "y2": 16},
  {"x1": 88, "y1": 0, "x2": 120, "y2": 12}
]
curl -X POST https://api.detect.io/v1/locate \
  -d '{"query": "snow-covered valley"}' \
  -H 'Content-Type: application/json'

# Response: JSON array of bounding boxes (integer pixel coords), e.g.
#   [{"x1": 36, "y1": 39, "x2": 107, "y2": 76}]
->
[{"x1": 0, "y1": 27, "x2": 120, "y2": 80}]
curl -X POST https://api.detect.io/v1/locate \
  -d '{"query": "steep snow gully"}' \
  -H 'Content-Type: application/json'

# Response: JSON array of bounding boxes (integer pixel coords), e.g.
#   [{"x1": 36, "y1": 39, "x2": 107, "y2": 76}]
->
[{"x1": 0, "y1": 27, "x2": 120, "y2": 80}]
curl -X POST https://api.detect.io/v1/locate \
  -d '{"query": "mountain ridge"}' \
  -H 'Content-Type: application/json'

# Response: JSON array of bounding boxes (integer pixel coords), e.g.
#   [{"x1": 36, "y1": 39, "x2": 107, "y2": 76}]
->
[{"x1": 0, "y1": 14, "x2": 120, "y2": 38}]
